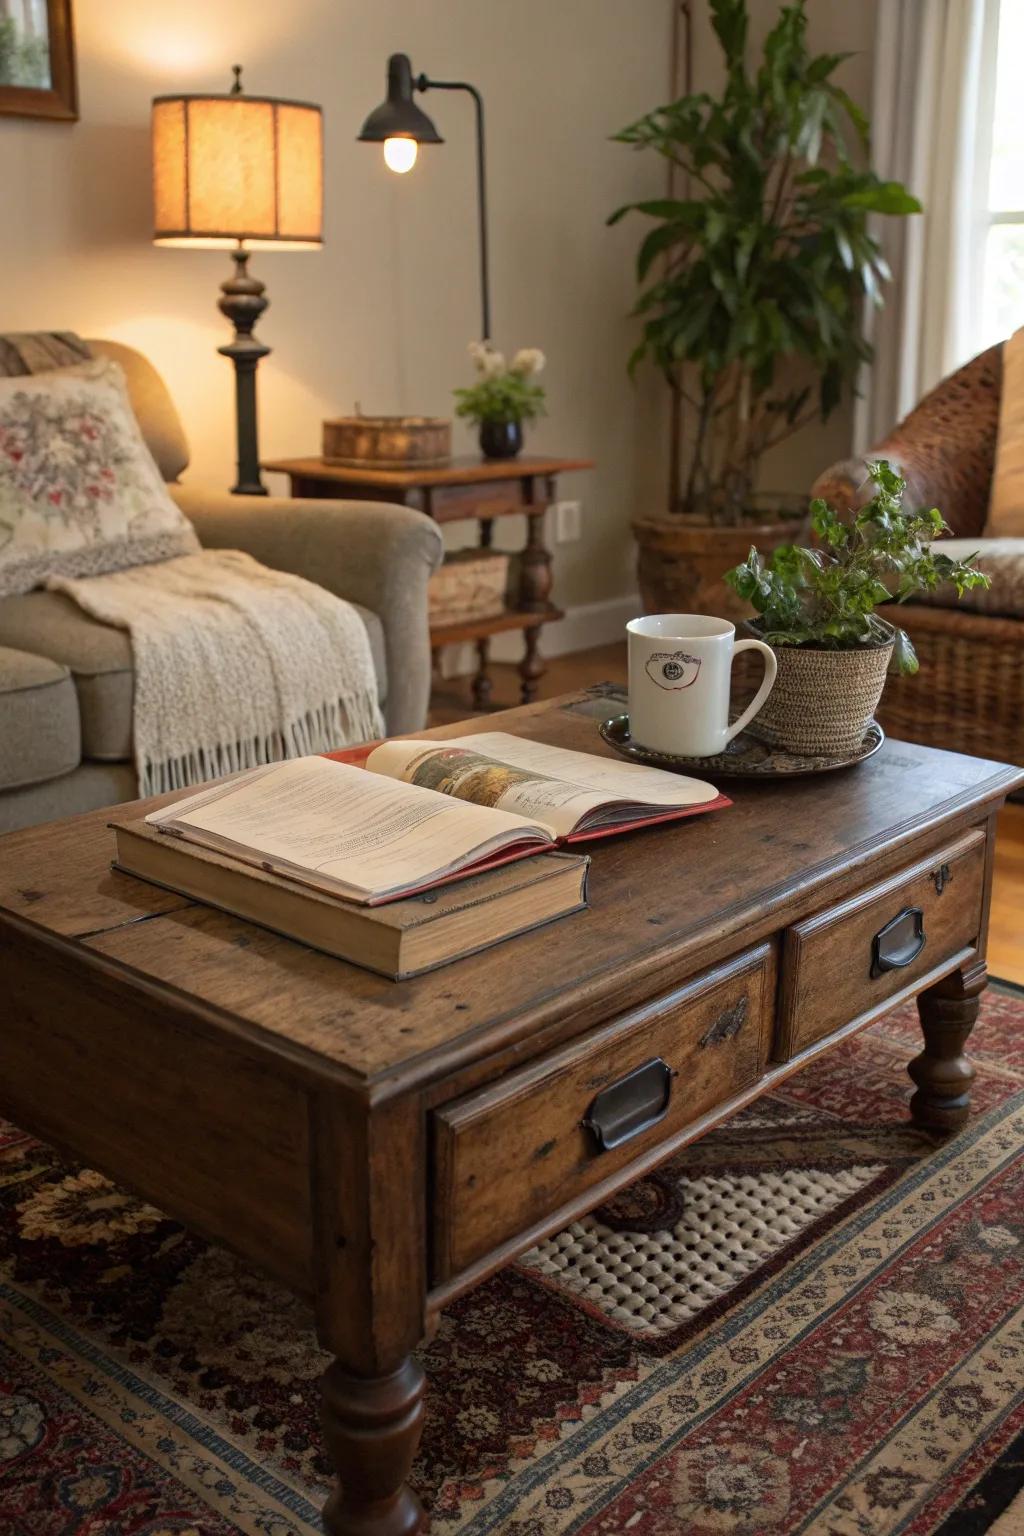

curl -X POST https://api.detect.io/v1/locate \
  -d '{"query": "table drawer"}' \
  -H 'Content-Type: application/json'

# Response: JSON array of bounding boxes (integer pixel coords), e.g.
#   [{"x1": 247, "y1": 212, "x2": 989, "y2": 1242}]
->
[
  {"x1": 430, "y1": 481, "x2": 527, "y2": 522},
  {"x1": 777, "y1": 828, "x2": 987, "y2": 1059},
  {"x1": 432, "y1": 944, "x2": 773, "y2": 1282}
]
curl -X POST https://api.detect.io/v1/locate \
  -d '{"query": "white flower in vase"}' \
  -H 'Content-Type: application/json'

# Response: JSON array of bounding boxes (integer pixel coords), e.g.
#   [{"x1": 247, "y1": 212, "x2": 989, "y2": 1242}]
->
[{"x1": 511, "y1": 348, "x2": 546, "y2": 376}]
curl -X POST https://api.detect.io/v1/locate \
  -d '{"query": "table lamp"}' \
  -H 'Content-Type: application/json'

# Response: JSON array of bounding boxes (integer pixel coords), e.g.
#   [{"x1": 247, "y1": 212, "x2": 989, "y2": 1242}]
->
[
  {"x1": 152, "y1": 67, "x2": 323, "y2": 495},
  {"x1": 358, "y1": 53, "x2": 491, "y2": 342}
]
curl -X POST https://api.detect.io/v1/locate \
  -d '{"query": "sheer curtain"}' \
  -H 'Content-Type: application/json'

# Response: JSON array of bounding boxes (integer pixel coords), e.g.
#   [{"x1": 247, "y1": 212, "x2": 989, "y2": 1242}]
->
[{"x1": 854, "y1": 0, "x2": 1001, "y2": 452}]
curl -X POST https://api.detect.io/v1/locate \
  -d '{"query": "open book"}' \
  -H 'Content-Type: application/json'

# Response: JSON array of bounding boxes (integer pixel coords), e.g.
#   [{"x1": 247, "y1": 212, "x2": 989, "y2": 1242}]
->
[{"x1": 145, "y1": 731, "x2": 727, "y2": 905}]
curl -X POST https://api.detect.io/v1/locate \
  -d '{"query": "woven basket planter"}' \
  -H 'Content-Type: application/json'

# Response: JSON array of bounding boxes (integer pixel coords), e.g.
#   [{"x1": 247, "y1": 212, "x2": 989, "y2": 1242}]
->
[
  {"x1": 633, "y1": 510, "x2": 806, "y2": 625},
  {"x1": 744, "y1": 620, "x2": 894, "y2": 756}
]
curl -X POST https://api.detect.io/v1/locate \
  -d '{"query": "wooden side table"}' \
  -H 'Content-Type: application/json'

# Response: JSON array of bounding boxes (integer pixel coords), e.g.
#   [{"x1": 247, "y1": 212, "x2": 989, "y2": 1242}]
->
[{"x1": 263, "y1": 454, "x2": 593, "y2": 709}]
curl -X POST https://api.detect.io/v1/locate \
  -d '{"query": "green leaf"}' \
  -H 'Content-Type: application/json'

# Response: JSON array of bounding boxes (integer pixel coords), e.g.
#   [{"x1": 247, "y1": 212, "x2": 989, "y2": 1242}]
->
[
  {"x1": 636, "y1": 222, "x2": 688, "y2": 281},
  {"x1": 835, "y1": 228, "x2": 854, "y2": 270},
  {"x1": 890, "y1": 628, "x2": 919, "y2": 675},
  {"x1": 820, "y1": 363, "x2": 842, "y2": 420},
  {"x1": 826, "y1": 83, "x2": 869, "y2": 151},
  {"x1": 841, "y1": 181, "x2": 922, "y2": 215},
  {"x1": 614, "y1": 198, "x2": 706, "y2": 224},
  {"x1": 807, "y1": 51, "x2": 850, "y2": 84},
  {"x1": 710, "y1": 0, "x2": 748, "y2": 67},
  {"x1": 767, "y1": 543, "x2": 806, "y2": 581},
  {"x1": 797, "y1": 91, "x2": 827, "y2": 165}
]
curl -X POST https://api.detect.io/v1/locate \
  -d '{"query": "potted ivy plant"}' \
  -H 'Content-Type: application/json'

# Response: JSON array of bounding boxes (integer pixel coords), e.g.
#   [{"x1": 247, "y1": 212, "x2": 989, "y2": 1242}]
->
[
  {"x1": 724, "y1": 461, "x2": 990, "y2": 756},
  {"x1": 454, "y1": 343, "x2": 547, "y2": 460},
  {"x1": 609, "y1": 0, "x2": 921, "y2": 620}
]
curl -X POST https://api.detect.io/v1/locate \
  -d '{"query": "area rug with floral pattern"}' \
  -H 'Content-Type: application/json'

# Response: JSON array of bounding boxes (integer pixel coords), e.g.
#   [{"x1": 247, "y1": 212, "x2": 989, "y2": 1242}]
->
[{"x1": 2, "y1": 984, "x2": 1024, "y2": 1535}]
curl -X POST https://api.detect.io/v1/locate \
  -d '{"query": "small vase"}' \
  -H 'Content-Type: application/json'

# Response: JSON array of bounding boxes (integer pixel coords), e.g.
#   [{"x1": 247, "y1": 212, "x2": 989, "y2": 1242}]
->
[{"x1": 479, "y1": 420, "x2": 523, "y2": 460}]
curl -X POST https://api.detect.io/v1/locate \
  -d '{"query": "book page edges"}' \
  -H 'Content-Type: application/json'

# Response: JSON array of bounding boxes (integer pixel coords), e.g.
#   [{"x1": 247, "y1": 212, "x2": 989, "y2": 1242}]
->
[
  {"x1": 560, "y1": 792, "x2": 732, "y2": 843},
  {"x1": 113, "y1": 822, "x2": 580, "y2": 927}
]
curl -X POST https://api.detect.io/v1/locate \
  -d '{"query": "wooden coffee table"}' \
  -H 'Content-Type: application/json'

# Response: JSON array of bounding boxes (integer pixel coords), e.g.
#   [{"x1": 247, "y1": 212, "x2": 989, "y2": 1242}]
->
[{"x1": 1, "y1": 689, "x2": 1021, "y2": 1535}]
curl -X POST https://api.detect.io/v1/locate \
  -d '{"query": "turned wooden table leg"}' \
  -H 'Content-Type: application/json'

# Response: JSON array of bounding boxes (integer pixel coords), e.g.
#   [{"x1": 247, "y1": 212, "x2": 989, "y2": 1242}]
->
[
  {"x1": 311, "y1": 1093, "x2": 429, "y2": 1536},
  {"x1": 520, "y1": 507, "x2": 553, "y2": 613},
  {"x1": 471, "y1": 638, "x2": 493, "y2": 711},
  {"x1": 321, "y1": 1356, "x2": 426, "y2": 1536},
  {"x1": 519, "y1": 626, "x2": 545, "y2": 704},
  {"x1": 909, "y1": 961, "x2": 987, "y2": 1131}
]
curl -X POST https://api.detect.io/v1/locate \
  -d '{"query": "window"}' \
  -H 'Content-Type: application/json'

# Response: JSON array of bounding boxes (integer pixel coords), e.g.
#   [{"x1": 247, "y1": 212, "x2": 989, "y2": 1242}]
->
[{"x1": 981, "y1": 0, "x2": 1024, "y2": 347}]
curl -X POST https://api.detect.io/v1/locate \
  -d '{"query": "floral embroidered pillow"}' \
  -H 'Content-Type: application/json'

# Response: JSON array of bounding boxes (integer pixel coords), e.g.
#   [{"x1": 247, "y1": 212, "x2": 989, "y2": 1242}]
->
[{"x1": 0, "y1": 357, "x2": 199, "y2": 597}]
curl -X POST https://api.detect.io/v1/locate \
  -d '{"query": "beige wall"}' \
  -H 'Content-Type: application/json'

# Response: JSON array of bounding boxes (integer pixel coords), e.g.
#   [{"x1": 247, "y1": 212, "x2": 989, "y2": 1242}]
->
[
  {"x1": 0, "y1": 0, "x2": 877, "y2": 634},
  {"x1": 0, "y1": 0, "x2": 674, "y2": 622}
]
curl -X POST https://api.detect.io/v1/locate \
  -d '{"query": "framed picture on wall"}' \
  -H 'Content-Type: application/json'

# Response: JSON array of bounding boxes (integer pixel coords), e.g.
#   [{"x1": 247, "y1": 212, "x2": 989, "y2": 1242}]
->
[{"x1": 0, "y1": 0, "x2": 77, "y2": 121}]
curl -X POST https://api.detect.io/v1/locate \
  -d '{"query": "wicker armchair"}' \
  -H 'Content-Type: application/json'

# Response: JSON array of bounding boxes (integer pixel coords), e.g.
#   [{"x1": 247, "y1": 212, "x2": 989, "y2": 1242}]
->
[{"x1": 812, "y1": 344, "x2": 1024, "y2": 771}]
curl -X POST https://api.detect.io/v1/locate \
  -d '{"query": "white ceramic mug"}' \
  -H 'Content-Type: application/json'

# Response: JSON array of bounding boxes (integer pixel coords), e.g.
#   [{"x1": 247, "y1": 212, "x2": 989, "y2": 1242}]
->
[{"x1": 627, "y1": 613, "x2": 778, "y2": 758}]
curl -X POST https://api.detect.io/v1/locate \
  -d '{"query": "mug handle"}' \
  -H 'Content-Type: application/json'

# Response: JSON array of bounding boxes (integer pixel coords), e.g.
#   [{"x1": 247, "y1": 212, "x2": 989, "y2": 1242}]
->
[{"x1": 726, "y1": 639, "x2": 778, "y2": 744}]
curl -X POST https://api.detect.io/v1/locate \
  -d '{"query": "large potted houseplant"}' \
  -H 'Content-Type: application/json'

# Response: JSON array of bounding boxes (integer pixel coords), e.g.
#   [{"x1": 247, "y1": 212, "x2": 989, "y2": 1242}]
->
[
  {"x1": 609, "y1": 0, "x2": 921, "y2": 620},
  {"x1": 724, "y1": 461, "x2": 990, "y2": 755}
]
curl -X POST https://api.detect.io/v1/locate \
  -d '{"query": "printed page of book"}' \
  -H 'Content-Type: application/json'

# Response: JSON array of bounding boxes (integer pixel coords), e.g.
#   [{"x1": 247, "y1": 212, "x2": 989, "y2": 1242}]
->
[
  {"x1": 366, "y1": 731, "x2": 719, "y2": 840},
  {"x1": 145, "y1": 756, "x2": 553, "y2": 903}
]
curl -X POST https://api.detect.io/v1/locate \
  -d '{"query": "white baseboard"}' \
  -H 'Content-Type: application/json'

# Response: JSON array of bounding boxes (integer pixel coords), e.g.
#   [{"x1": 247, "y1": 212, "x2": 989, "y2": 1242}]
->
[{"x1": 438, "y1": 593, "x2": 637, "y2": 678}]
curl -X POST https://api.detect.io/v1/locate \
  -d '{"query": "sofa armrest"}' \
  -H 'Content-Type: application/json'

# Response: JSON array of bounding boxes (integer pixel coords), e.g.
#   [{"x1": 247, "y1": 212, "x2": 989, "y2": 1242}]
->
[
  {"x1": 171, "y1": 485, "x2": 443, "y2": 734},
  {"x1": 811, "y1": 343, "x2": 1004, "y2": 536}
]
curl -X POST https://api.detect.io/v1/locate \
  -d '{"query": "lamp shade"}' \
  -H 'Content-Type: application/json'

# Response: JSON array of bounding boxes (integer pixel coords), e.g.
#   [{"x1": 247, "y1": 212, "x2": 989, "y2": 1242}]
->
[
  {"x1": 152, "y1": 90, "x2": 323, "y2": 250},
  {"x1": 357, "y1": 53, "x2": 443, "y2": 146}
]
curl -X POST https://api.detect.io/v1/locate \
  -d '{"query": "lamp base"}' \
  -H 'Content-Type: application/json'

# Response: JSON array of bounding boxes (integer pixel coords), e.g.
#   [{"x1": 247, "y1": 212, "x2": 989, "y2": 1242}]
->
[{"x1": 218, "y1": 249, "x2": 271, "y2": 496}]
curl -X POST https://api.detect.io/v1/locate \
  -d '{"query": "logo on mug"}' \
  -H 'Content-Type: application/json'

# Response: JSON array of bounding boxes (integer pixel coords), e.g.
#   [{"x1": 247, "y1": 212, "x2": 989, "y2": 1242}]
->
[{"x1": 645, "y1": 649, "x2": 701, "y2": 690}]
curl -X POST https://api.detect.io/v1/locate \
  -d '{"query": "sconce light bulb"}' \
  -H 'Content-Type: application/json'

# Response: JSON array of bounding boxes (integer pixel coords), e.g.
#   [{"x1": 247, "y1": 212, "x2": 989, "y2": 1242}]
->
[{"x1": 383, "y1": 136, "x2": 418, "y2": 174}]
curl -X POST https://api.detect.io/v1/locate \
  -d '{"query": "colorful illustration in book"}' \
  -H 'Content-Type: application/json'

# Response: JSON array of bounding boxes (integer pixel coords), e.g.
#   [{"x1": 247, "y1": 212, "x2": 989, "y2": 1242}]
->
[{"x1": 404, "y1": 747, "x2": 550, "y2": 808}]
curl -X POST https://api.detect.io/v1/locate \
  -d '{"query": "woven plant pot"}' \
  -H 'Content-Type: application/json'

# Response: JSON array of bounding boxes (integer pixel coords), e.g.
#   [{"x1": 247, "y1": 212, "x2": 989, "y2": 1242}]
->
[
  {"x1": 633, "y1": 497, "x2": 808, "y2": 625},
  {"x1": 744, "y1": 620, "x2": 894, "y2": 757}
]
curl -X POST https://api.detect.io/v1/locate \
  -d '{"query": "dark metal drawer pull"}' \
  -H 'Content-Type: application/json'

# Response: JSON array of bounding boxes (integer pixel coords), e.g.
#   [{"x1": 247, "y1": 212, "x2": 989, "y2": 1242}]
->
[
  {"x1": 871, "y1": 906, "x2": 926, "y2": 977},
  {"x1": 581, "y1": 1057, "x2": 673, "y2": 1153}
]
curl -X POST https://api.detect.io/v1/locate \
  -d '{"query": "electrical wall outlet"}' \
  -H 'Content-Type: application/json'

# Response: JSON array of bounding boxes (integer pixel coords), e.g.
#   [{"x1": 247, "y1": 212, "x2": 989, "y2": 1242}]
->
[{"x1": 555, "y1": 499, "x2": 582, "y2": 543}]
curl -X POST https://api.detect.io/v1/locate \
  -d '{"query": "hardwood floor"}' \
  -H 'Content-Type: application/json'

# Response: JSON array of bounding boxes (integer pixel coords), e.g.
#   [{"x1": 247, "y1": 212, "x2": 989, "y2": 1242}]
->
[
  {"x1": 429, "y1": 642, "x2": 628, "y2": 726},
  {"x1": 992, "y1": 805, "x2": 1024, "y2": 985},
  {"x1": 431, "y1": 641, "x2": 1024, "y2": 985}
]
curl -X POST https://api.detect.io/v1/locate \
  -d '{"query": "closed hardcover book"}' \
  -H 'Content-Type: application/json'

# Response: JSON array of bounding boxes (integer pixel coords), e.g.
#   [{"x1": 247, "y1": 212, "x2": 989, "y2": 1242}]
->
[{"x1": 111, "y1": 819, "x2": 589, "y2": 980}]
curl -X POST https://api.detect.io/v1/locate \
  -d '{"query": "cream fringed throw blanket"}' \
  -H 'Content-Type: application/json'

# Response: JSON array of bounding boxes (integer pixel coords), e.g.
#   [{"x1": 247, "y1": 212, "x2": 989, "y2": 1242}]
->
[{"x1": 49, "y1": 549, "x2": 385, "y2": 796}]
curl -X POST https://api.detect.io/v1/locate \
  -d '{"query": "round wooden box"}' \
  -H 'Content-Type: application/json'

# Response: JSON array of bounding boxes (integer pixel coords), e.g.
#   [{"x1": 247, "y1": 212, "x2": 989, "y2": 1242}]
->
[{"x1": 322, "y1": 415, "x2": 452, "y2": 468}]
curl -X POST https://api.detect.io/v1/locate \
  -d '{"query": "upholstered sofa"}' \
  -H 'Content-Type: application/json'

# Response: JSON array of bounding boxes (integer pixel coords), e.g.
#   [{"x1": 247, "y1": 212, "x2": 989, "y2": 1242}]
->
[
  {"x1": 0, "y1": 339, "x2": 443, "y2": 833},
  {"x1": 812, "y1": 343, "x2": 1024, "y2": 772}
]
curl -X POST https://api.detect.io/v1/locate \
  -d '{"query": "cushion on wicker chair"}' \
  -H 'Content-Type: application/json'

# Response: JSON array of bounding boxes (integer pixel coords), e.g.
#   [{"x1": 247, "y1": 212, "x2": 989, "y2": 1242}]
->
[
  {"x1": 904, "y1": 537, "x2": 1024, "y2": 618},
  {"x1": 811, "y1": 345, "x2": 1003, "y2": 538},
  {"x1": 814, "y1": 344, "x2": 1024, "y2": 776},
  {"x1": 987, "y1": 325, "x2": 1024, "y2": 536}
]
